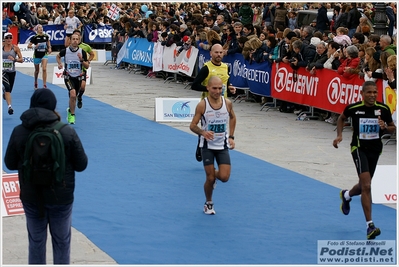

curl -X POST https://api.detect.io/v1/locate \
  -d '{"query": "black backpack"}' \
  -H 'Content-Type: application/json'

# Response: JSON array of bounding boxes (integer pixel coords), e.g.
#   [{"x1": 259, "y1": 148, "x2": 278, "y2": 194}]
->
[{"x1": 22, "y1": 121, "x2": 66, "y2": 186}]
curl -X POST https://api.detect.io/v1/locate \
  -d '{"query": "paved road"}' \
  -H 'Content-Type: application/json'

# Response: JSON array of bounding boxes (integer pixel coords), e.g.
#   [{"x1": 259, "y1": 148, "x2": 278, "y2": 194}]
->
[{"x1": 2, "y1": 61, "x2": 396, "y2": 266}]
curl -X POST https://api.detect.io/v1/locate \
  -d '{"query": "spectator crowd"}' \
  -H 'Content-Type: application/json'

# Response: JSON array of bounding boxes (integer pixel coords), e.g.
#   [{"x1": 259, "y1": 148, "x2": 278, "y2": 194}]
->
[{"x1": 2, "y1": 2, "x2": 397, "y2": 124}]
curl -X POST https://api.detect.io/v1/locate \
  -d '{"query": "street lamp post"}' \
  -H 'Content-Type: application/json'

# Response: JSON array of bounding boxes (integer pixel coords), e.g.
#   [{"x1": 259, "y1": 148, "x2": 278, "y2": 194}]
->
[{"x1": 373, "y1": 3, "x2": 388, "y2": 36}]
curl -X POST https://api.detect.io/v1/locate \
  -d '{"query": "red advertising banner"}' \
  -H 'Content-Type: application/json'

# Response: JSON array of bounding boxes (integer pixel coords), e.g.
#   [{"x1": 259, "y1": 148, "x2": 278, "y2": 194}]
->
[
  {"x1": 271, "y1": 62, "x2": 383, "y2": 114},
  {"x1": 2, "y1": 173, "x2": 24, "y2": 216},
  {"x1": 9, "y1": 26, "x2": 19, "y2": 45}
]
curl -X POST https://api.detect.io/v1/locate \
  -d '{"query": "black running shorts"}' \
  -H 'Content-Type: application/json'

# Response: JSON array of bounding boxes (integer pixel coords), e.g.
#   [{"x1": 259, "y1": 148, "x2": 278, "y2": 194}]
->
[
  {"x1": 351, "y1": 147, "x2": 380, "y2": 177},
  {"x1": 201, "y1": 148, "x2": 231, "y2": 167}
]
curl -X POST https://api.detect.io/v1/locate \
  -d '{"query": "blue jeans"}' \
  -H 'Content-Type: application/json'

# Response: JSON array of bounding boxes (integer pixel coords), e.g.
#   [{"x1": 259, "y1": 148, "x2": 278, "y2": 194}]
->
[
  {"x1": 23, "y1": 202, "x2": 73, "y2": 264},
  {"x1": 348, "y1": 28, "x2": 356, "y2": 38}
]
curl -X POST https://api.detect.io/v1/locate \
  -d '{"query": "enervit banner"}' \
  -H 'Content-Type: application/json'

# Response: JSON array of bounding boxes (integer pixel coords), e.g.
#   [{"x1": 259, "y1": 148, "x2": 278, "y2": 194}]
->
[{"x1": 271, "y1": 62, "x2": 384, "y2": 114}]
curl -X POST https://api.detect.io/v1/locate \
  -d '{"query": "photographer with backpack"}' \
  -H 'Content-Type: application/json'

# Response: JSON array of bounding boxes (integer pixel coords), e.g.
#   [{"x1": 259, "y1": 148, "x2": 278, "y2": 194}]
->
[{"x1": 4, "y1": 88, "x2": 88, "y2": 265}]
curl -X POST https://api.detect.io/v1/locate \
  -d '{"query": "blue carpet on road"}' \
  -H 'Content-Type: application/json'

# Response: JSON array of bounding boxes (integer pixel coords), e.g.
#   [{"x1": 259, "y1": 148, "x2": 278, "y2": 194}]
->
[{"x1": 2, "y1": 72, "x2": 397, "y2": 265}]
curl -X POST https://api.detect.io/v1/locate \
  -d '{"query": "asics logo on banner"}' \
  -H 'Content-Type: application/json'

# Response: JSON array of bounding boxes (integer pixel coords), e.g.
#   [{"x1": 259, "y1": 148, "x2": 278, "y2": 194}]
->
[
  {"x1": 45, "y1": 30, "x2": 65, "y2": 40},
  {"x1": 327, "y1": 78, "x2": 362, "y2": 105},
  {"x1": 24, "y1": 30, "x2": 65, "y2": 44},
  {"x1": 23, "y1": 57, "x2": 34, "y2": 63},
  {"x1": 88, "y1": 28, "x2": 113, "y2": 41},
  {"x1": 274, "y1": 67, "x2": 288, "y2": 92},
  {"x1": 24, "y1": 35, "x2": 34, "y2": 44}
]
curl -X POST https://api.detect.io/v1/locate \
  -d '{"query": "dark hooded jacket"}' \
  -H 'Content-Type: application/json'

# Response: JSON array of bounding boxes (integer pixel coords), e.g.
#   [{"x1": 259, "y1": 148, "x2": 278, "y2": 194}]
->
[
  {"x1": 291, "y1": 43, "x2": 316, "y2": 69},
  {"x1": 4, "y1": 89, "x2": 88, "y2": 205},
  {"x1": 307, "y1": 49, "x2": 328, "y2": 70}
]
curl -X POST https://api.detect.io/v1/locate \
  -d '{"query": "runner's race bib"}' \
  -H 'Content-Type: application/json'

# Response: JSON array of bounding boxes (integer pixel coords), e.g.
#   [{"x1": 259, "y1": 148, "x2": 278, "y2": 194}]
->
[
  {"x1": 3, "y1": 59, "x2": 14, "y2": 71},
  {"x1": 359, "y1": 118, "x2": 379, "y2": 140}
]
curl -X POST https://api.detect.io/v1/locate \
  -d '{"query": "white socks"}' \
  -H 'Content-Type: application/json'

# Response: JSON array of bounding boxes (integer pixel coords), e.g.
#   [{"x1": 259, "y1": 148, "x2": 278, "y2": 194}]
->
[{"x1": 344, "y1": 190, "x2": 351, "y2": 200}]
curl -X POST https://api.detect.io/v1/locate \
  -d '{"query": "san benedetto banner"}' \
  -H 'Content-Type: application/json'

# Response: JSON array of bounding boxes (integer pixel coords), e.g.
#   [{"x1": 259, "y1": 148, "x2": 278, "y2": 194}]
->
[{"x1": 155, "y1": 98, "x2": 200, "y2": 122}]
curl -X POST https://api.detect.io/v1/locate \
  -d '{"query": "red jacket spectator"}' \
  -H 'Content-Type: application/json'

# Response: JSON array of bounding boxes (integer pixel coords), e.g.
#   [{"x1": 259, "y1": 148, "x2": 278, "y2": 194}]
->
[
  {"x1": 337, "y1": 57, "x2": 360, "y2": 78},
  {"x1": 337, "y1": 45, "x2": 361, "y2": 78}
]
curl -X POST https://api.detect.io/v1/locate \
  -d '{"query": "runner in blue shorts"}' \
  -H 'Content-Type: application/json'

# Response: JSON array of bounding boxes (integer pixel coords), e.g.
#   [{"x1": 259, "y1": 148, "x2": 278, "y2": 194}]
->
[{"x1": 28, "y1": 24, "x2": 52, "y2": 89}]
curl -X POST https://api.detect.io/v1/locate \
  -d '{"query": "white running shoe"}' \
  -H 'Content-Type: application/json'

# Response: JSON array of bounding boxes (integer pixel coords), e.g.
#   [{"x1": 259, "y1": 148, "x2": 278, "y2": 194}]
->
[
  {"x1": 325, "y1": 117, "x2": 336, "y2": 124},
  {"x1": 213, "y1": 179, "x2": 217, "y2": 189},
  {"x1": 204, "y1": 202, "x2": 216, "y2": 215}
]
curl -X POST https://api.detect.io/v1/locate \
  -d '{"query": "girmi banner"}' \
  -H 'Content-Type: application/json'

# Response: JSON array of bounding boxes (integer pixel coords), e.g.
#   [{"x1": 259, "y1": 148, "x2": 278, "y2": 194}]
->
[{"x1": 121, "y1": 37, "x2": 154, "y2": 67}]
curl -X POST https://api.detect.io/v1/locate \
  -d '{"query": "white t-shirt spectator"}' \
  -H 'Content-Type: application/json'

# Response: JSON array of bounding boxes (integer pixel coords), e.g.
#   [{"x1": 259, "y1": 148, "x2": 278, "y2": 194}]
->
[{"x1": 65, "y1": 16, "x2": 81, "y2": 34}]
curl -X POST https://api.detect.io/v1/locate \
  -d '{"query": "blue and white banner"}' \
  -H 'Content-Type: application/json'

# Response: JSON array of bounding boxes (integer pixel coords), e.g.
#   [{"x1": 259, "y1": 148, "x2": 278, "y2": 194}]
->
[
  {"x1": 155, "y1": 98, "x2": 200, "y2": 122},
  {"x1": 19, "y1": 24, "x2": 113, "y2": 46},
  {"x1": 16, "y1": 44, "x2": 34, "y2": 68},
  {"x1": 19, "y1": 24, "x2": 66, "y2": 46},
  {"x1": 197, "y1": 50, "x2": 271, "y2": 96},
  {"x1": 122, "y1": 37, "x2": 154, "y2": 67},
  {"x1": 223, "y1": 53, "x2": 248, "y2": 89},
  {"x1": 83, "y1": 24, "x2": 113, "y2": 44},
  {"x1": 198, "y1": 49, "x2": 211, "y2": 71},
  {"x1": 244, "y1": 60, "x2": 272, "y2": 97}
]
